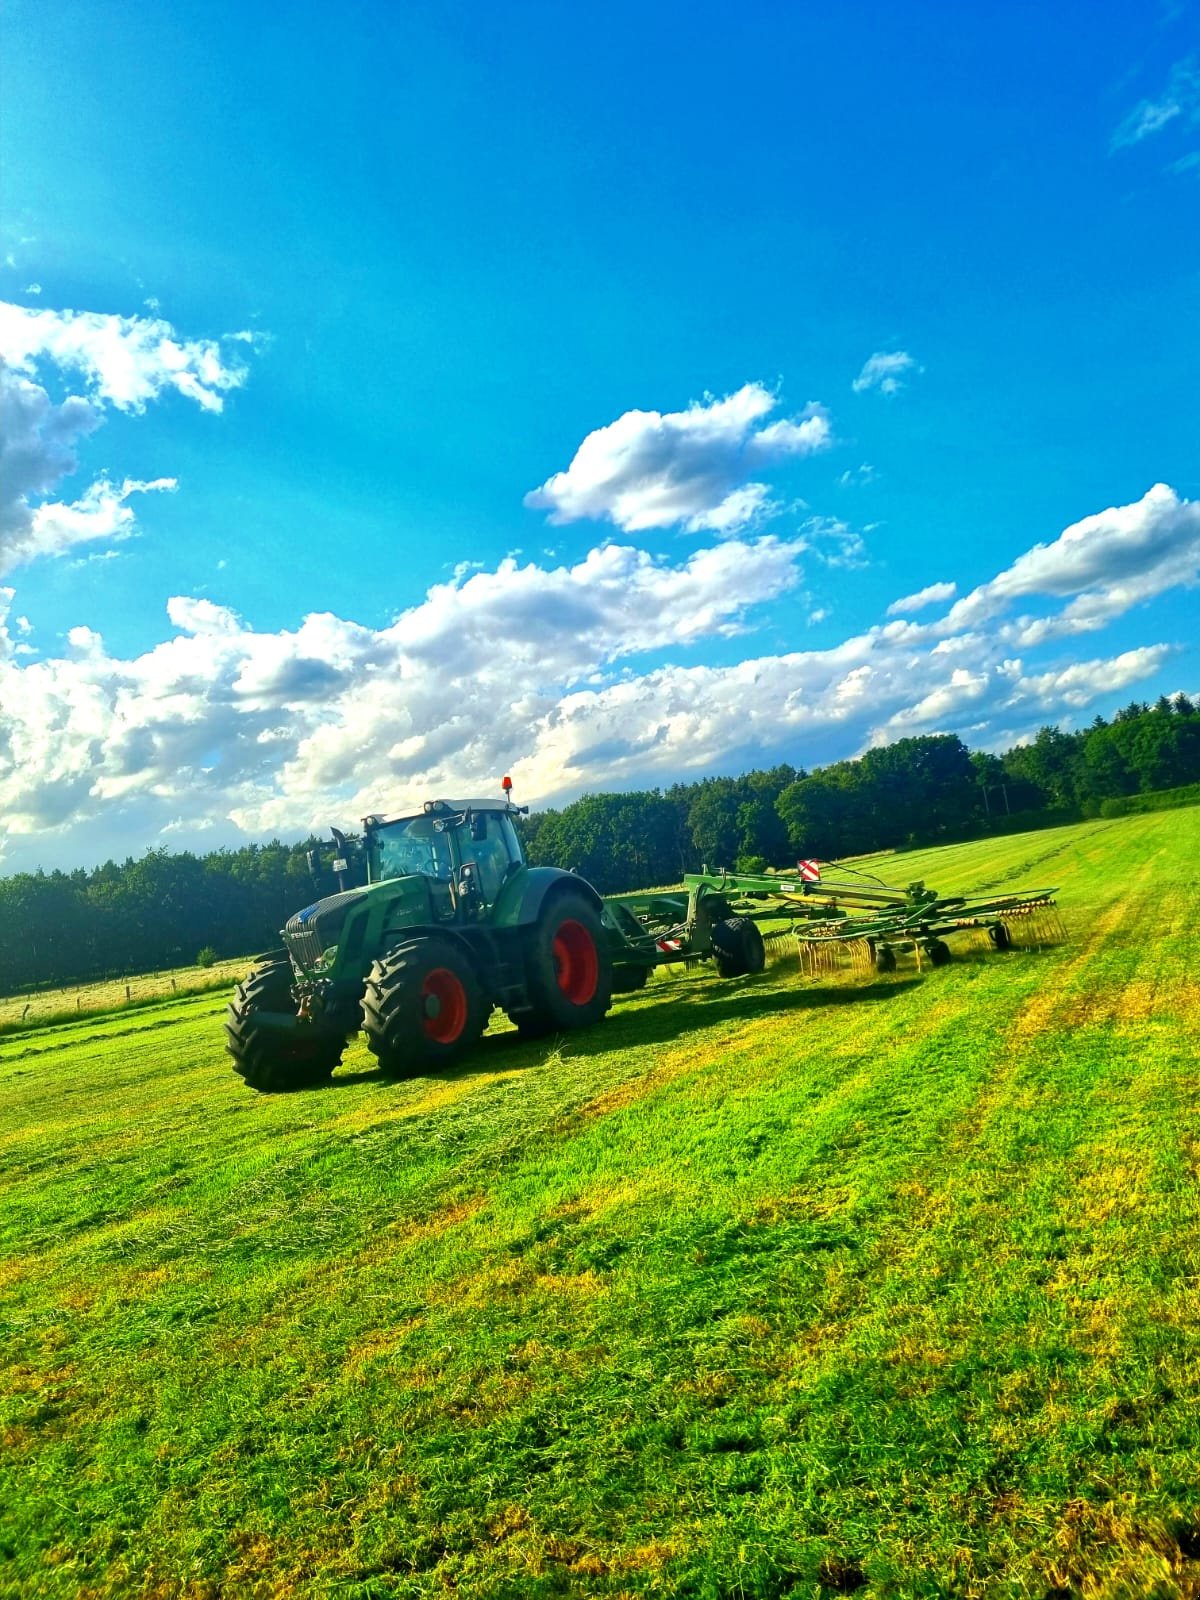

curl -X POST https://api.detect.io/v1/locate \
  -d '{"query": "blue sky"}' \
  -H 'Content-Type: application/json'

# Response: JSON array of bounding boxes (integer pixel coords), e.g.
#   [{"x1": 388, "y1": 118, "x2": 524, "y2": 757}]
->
[{"x1": 1, "y1": 0, "x2": 1198, "y2": 870}]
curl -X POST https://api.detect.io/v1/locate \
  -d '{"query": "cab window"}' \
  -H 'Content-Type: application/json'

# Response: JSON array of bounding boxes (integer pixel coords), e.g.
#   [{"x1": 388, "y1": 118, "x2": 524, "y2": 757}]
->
[
  {"x1": 461, "y1": 812, "x2": 522, "y2": 903},
  {"x1": 372, "y1": 816, "x2": 454, "y2": 883}
]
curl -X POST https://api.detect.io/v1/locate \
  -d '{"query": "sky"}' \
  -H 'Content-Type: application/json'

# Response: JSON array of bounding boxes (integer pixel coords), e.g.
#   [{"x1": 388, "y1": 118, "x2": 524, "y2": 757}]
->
[{"x1": 0, "y1": 0, "x2": 1197, "y2": 872}]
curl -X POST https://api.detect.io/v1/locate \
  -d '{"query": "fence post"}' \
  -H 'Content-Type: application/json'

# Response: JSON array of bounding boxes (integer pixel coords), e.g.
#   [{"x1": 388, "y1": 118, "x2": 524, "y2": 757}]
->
[
  {"x1": 171, "y1": 977, "x2": 177, "y2": 992},
  {"x1": 125, "y1": 984, "x2": 131, "y2": 1001}
]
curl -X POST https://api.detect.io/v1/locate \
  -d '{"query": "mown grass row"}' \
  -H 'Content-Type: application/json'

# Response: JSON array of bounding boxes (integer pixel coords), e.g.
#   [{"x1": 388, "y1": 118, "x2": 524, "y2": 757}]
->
[{"x1": 1, "y1": 812, "x2": 1198, "y2": 1597}]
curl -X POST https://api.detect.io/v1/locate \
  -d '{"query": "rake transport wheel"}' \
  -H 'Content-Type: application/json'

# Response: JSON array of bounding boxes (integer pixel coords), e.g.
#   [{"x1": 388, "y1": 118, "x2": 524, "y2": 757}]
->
[
  {"x1": 925, "y1": 938, "x2": 952, "y2": 967},
  {"x1": 511, "y1": 890, "x2": 613, "y2": 1038},
  {"x1": 988, "y1": 921, "x2": 1013, "y2": 950},
  {"x1": 872, "y1": 941, "x2": 897, "y2": 974},
  {"x1": 226, "y1": 957, "x2": 345, "y2": 1093},
  {"x1": 611, "y1": 965, "x2": 650, "y2": 993},
  {"x1": 362, "y1": 935, "x2": 486, "y2": 1075},
  {"x1": 712, "y1": 915, "x2": 766, "y2": 979}
]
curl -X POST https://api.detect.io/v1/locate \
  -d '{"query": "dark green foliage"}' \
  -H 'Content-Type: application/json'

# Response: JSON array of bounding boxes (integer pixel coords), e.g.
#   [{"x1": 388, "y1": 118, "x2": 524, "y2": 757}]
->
[
  {"x1": 523, "y1": 791, "x2": 685, "y2": 893},
  {"x1": 1107, "y1": 781, "x2": 1200, "y2": 816},
  {"x1": 1003, "y1": 699, "x2": 1200, "y2": 808},
  {"x1": 0, "y1": 839, "x2": 341, "y2": 995},
  {"x1": 777, "y1": 735, "x2": 977, "y2": 857}
]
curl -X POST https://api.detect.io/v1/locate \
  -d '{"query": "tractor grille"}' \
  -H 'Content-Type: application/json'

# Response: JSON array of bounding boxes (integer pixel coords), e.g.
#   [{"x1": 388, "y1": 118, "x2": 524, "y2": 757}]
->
[{"x1": 284, "y1": 887, "x2": 366, "y2": 968}]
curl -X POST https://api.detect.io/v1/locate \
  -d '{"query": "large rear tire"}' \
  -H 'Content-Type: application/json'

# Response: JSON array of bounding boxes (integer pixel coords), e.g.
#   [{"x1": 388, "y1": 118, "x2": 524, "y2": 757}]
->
[
  {"x1": 362, "y1": 935, "x2": 486, "y2": 1075},
  {"x1": 712, "y1": 916, "x2": 766, "y2": 979},
  {"x1": 226, "y1": 958, "x2": 345, "y2": 1093},
  {"x1": 510, "y1": 891, "x2": 613, "y2": 1037}
]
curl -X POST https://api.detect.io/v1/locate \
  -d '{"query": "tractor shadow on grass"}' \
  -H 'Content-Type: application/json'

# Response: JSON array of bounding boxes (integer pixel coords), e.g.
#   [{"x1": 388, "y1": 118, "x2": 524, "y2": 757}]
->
[
  {"x1": 456, "y1": 970, "x2": 923, "y2": 1073},
  {"x1": 544, "y1": 972, "x2": 923, "y2": 1061}
]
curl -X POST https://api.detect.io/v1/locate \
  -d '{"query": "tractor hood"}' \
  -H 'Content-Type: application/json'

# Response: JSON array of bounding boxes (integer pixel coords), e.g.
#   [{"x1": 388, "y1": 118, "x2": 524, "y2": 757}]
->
[
  {"x1": 282, "y1": 873, "x2": 443, "y2": 974},
  {"x1": 283, "y1": 886, "x2": 370, "y2": 969}
]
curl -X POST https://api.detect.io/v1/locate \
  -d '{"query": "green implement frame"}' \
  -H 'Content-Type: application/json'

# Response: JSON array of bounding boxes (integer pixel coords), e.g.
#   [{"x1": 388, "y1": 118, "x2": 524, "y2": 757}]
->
[{"x1": 601, "y1": 864, "x2": 1065, "y2": 981}]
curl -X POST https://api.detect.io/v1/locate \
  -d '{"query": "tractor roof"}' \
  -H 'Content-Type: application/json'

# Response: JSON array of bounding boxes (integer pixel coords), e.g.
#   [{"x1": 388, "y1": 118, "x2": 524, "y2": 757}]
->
[{"x1": 363, "y1": 800, "x2": 518, "y2": 828}]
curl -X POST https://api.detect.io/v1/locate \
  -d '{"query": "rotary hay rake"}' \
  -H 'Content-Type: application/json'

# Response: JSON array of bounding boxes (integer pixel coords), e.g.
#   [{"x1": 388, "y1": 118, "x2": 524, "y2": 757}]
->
[
  {"x1": 786, "y1": 879, "x2": 1067, "y2": 976},
  {"x1": 602, "y1": 861, "x2": 1066, "y2": 984}
]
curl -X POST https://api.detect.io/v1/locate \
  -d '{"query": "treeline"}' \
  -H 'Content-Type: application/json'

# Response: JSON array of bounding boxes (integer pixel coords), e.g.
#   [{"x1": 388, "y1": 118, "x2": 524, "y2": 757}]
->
[
  {"x1": 1, "y1": 698, "x2": 1197, "y2": 993},
  {"x1": 0, "y1": 841, "x2": 343, "y2": 996}
]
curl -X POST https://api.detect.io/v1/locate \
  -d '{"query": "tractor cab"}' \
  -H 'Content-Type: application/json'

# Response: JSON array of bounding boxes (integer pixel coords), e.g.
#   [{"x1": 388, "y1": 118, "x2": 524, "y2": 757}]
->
[{"x1": 363, "y1": 800, "x2": 525, "y2": 909}]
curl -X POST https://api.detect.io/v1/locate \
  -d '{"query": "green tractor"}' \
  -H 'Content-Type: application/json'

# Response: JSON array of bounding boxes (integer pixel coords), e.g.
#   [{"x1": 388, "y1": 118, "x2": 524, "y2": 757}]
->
[{"x1": 226, "y1": 789, "x2": 612, "y2": 1092}]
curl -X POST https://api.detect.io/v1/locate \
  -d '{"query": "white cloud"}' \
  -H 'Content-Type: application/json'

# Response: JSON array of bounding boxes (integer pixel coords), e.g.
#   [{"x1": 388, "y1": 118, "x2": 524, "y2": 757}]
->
[
  {"x1": 1, "y1": 483, "x2": 1195, "y2": 866},
  {"x1": 1007, "y1": 647, "x2": 1172, "y2": 709},
  {"x1": 1112, "y1": 57, "x2": 1200, "y2": 149},
  {"x1": 4, "y1": 476, "x2": 177, "y2": 573},
  {"x1": 0, "y1": 301, "x2": 250, "y2": 413},
  {"x1": 939, "y1": 483, "x2": 1200, "y2": 641},
  {"x1": 0, "y1": 534, "x2": 808, "y2": 843},
  {"x1": 804, "y1": 516, "x2": 868, "y2": 569},
  {"x1": 838, "y1": 463, "x2": 876, "y2": 488},
  {"x1": 884, "y1": 667, "x2": 993, "y2": 730},
  {"x1": 887, "y1": 580, "x2": 957, "y2": 616},
  {"x1": 0, "y1": 371, "x2": 102, "y2": 566},
  {"x1": 524, "y1": 384, "x2": 832, "y2": 533},
  {"x1": 852, "y1": 351, "x2": 920, "y2": 396},
  {"x1": 0, "y1": 298, "x2": 255, "y2": 572},
  {"x1": 685, "y1": 482, "x2": 774, "y2": 533}
]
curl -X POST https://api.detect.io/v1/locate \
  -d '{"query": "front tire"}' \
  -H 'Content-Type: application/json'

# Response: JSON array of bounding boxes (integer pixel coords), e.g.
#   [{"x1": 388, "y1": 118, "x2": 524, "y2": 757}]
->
[
  {"x1": 511, "y1": 891, "x2": 613, "y2": 1037},
  {"x1": 362, "y1": 936, "x2": 486, "y2": 1075},
  {"x1": 226, "y1": 958, "x2": 345, "y2": 1093}
]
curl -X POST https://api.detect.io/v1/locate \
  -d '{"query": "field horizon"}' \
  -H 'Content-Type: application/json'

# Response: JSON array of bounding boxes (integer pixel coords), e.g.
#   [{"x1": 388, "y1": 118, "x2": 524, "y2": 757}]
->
[{"x1": 2, "y1": 812, "x2": 1198, "y2": 1598}]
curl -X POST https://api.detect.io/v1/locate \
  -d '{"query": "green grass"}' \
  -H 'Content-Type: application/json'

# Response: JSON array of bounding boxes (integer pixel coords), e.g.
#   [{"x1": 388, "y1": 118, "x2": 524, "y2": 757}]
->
[
  {"x1": 0, "y1": 958, "x2": 254, "y2": 1034},
  {"x1": 2, "y1": 813, "x2": 1198, "y2": 1598}
]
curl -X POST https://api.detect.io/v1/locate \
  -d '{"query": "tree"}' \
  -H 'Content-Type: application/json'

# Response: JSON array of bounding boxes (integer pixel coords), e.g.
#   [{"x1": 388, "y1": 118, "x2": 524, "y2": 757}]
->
[
  {"x1": 777, "y1": 776, "x2": 868, "y2": 860},
  {"x1": 687, "y1": 780, "x2": 744, "y2": 871}
]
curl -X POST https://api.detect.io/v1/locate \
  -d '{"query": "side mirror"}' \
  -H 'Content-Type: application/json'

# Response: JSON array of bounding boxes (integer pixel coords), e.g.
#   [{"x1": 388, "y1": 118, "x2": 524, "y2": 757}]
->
[
  {"x1": 471, "y1": 813, "x2": 488, "y2": 842},
  {"x1": 457, "y1": 861, "x2": 481, "y2": 908},
  {"x1": 330, "y1": 827, "x2": 350, "y2": 888}
]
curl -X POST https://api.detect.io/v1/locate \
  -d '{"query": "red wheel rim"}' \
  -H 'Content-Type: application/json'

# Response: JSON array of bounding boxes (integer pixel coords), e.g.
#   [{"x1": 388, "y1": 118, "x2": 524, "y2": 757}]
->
[
  {"x1": 552, "y1": 919, "x2": 599, "y2": 1005},
  {"x1": 421, "y1": 967, "x2": 468, "y2": 1044}
]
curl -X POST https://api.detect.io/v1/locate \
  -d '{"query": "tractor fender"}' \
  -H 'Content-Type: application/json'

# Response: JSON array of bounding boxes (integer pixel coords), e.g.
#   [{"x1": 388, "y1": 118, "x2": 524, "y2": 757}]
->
[
  {"x1": 360, "y1": 921, "x2": 498, "y2": 997},
  {"x1": 492, "y1": 866, "x2": 604, "y2": 930},
  {"x1": 377, "y1": 921, "x2": 481, "y2": 968}
]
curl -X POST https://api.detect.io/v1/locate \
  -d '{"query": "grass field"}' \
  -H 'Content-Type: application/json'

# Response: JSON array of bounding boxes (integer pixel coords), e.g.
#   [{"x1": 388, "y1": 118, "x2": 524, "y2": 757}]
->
[
  {"x1": 0, "y1": 959, "x2": 253, "y2": 1035},
  {"x1": 2, "y1": 813, "x2": 1198, "y2": 1598}
]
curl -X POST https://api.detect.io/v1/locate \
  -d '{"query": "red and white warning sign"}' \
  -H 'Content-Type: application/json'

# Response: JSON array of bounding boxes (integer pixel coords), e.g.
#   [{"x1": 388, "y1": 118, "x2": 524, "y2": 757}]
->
[{"x1": 798, "y1": 859, "x2": 822, "y2": 883}]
